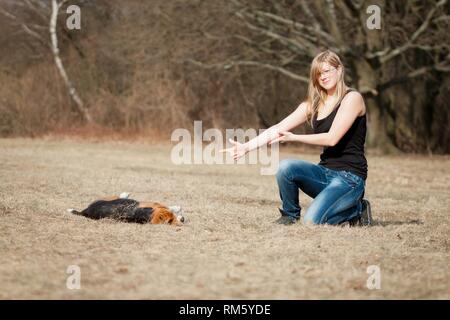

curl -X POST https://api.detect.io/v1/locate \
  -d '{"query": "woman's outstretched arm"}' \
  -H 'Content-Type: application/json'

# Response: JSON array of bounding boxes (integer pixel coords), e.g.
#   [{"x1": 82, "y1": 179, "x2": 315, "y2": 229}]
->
[{"x1": 220, "y1": 102, "x2": 308, "y2": 160}]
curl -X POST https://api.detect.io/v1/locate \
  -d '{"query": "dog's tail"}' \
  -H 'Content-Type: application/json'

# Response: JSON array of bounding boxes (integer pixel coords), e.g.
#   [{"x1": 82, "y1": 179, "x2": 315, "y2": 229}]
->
[{"x1": 67, "y1": 208, "x2": 84, "y2": 216}]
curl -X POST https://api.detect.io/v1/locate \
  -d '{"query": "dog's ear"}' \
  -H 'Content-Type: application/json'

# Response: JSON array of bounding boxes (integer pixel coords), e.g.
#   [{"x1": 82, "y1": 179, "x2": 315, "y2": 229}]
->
[
  {"x1": 149, "y1": 209, "x2": 162, "y2": 224},
  {"x1": 150, "y1": 207, "x2": 179, "y2": 225},
  {"x1": 168, "y1": 205, "x2": 184, "y2": 225},
  {"x1": 167, "y1": 211, "x2": 183, "y2": 226},
  {"x1": 163, "y1": 210, "x2": 178, "y2": 225},
  {"x1": 150, "y1": 208, "x2": 169, "y2": 224}
]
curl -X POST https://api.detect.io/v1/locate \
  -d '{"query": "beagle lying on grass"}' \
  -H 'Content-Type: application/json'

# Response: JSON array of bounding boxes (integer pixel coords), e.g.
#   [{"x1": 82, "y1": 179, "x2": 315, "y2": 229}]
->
[{"x1": 67, "y1": 193, "x2": 184, "y2": 225}]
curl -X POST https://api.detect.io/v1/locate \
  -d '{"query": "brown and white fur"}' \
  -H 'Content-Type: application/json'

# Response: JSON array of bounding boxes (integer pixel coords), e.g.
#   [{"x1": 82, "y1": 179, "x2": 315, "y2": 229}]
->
[{"x1": 67, "y1": 193, "x2": 184, "y2": 225}]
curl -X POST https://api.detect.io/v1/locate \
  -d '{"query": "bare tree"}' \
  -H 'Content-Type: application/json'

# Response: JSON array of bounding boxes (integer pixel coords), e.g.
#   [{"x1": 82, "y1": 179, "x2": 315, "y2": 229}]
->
[
  {"x1": 0, "y1": 0, "x2": 91, "y2": 122},
  {"x1": 188, "y1": 0, "x2": 450, "y2": 151},
  {"x1": 50, "y1": 0, "x2": 91, "y2": 122}
]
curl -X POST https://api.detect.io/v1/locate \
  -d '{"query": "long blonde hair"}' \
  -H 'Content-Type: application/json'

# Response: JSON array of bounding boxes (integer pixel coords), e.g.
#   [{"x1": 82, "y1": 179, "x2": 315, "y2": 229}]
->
[{"x1": 306, "y1": 50, "x2": 347, "y2": 124}]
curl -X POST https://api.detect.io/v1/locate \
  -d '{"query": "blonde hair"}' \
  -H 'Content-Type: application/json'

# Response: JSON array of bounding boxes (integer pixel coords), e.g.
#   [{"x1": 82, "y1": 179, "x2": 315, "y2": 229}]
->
[{"x1": 306, "y1": 50, "x2": 347, "y2": 124}]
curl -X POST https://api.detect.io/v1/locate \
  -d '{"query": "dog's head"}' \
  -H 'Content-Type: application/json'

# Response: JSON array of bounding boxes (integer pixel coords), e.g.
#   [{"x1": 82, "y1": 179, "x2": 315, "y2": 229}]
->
[
  {"x1": 148, "y1": 203, "x2": 185, "y2": 226},
  {"x1": 168, "y1": 205, "x2": 184, "y2": 223}
]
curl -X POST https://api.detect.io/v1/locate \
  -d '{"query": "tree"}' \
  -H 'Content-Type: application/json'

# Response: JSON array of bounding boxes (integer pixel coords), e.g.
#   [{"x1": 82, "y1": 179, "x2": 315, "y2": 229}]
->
[
  {"x1": 0, "y1": 0, "x2": 91, "y2": 122},
  {"x1": 189, "y1": 0, "x2": 450, "y2": 152}
]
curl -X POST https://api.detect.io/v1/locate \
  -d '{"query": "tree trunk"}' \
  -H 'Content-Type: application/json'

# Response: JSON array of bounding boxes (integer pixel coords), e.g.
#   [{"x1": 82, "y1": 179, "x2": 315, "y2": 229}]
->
[
  {"x1": 353, "y1": 58, "x2": 398, "y2": 153},
  {"x1": 50, "y1": 0, "x2": 91, "y2": 123}
]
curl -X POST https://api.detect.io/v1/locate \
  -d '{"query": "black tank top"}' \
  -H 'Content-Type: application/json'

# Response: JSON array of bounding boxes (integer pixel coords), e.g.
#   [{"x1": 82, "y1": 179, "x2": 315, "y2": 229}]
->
[{"x1": 312, "y1": 88, "x2": 368, "y2": 180}]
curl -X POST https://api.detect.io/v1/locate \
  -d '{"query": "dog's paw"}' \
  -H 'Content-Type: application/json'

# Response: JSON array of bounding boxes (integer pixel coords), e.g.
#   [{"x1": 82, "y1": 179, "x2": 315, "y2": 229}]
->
[
  {"x1": 119, "y1": 192, "x2": 130, "y2": 199},
  {"x1": 66, "y1": 208, "x2": 76, "y2": 214},
  {"x1": 169, "y1": 205, "x2": 182, "y2": 214}
]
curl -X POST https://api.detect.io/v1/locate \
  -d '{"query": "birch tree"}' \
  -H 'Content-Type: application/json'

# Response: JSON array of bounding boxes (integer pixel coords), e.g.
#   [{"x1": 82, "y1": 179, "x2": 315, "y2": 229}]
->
[
  {"x1": 50, "y1": 0, "x2": 91, "y2": 122},
  {"x1": 0, "y1": 0, "x2": 91, "y2": 122}
]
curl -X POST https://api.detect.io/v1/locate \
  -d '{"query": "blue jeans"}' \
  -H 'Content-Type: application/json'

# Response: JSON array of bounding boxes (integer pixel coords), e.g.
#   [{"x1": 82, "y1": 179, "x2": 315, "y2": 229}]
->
[{"x1": 276, "y1": 159, "x2": 365, "y2": 225}]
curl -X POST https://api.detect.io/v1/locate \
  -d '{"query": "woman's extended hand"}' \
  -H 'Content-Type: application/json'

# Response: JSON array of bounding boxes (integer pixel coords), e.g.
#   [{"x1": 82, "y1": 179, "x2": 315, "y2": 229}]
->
[
  {"x1": 269, "y1": 131, "x2": 298, "y2": 144},
  {"x1": 219, "y1": 139, "x2": 248, "y2": 160}
]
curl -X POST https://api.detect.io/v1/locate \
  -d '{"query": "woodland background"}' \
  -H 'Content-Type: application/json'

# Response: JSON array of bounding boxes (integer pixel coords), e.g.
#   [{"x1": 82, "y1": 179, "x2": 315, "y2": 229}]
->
[{"x1": 0, "y1": 0, "x2": 449, "y2": 153}]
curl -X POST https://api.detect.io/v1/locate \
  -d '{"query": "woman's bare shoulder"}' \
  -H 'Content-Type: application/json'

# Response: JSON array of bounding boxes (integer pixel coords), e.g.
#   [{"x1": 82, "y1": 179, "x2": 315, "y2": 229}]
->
[
  {"x1": 342, "y1": 90, "x2": 366, "y2": 116},
  {"x1": 346, "y1": 89, "x2": 364, "y2": 99}
]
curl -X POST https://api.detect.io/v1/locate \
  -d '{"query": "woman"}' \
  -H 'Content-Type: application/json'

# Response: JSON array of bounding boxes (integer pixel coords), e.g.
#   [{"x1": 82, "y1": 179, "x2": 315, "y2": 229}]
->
[{"x1": 221, "y1": 50, "x2": 372, "y2": 226}]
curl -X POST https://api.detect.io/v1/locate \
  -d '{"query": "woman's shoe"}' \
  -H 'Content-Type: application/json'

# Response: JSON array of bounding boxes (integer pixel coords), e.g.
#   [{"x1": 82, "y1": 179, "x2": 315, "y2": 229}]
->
[
  {"x1": 274, "y1": 215, "x2": 298, "y2": 225},
  {"x1": 359, "y1": 199, "x2": 372, "y2": 226},
  {"x1": 345, "y1": 199, "x2": 372, "y2": 227}
]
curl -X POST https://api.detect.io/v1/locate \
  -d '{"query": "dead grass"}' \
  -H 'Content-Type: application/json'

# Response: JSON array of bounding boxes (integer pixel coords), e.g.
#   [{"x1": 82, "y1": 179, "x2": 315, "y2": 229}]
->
[{"x1": 0, "y1": 138, "x2": 449, "y2": 299}]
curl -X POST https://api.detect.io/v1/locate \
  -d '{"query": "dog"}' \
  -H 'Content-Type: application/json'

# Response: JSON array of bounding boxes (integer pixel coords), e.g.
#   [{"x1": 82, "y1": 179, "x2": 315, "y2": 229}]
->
[{"x1": 67, "y1": 192, "x2": 185, "y2": 225}]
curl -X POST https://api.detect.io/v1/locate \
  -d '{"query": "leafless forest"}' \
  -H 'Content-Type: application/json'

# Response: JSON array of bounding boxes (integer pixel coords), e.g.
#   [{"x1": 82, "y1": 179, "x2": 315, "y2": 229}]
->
[{"x1": 0, "y1": 0, "x2": 448, "y2": 153}]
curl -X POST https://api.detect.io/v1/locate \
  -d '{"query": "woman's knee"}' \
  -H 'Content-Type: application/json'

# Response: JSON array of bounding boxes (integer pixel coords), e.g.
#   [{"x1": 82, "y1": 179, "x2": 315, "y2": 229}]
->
[
  {"x1": 303, "y1": 211, "x2": 323, "y2": 225},
  {"x1": 276, "y1": 159, "x2": 294, "y2": 181},
  {"x1": 276, "y1": 159, "x2": 309, "y2": 181}
]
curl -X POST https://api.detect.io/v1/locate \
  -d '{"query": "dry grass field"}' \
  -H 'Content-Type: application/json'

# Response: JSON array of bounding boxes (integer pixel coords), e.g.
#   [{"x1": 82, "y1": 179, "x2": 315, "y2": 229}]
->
[{"x1": 0, "y1": 138, "x2": 449, "y2": 299}]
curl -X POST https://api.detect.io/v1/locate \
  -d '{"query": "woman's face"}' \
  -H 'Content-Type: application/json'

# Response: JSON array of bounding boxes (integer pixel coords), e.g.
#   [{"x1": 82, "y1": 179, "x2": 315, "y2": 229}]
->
[{"x1": 318, "y1": 63, "x2": 340, "y2": 90}]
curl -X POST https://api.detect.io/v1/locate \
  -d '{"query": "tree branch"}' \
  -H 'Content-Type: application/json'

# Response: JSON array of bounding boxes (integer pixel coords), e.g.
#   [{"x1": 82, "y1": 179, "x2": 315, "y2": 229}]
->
[
  {"x1": 23, "y1": 0, "x2": 49, "y2": 23},
  {"x1": 299, "y1": 0, "x2": 337, "y2": 44},
  {"x1": 368, "y1": 0, "x2": 448, "y2": 64},
  {"x1": 324, "y1": 0, "x2": 344, "y2": 45},
  {"x1": 232, "y1": 35, "x2": 299, "y2": 66},
  {"x1": 185, "y1": 58, "x2": 309, "y2": 83},
  {"x1": 335, "y1": 0, "x2": 358, "y2": 21},
  {"x1": 379, "y1": 56, "x2": 450, "y2": 90},
  {"x1": 252, "y1": 8, "x2": 337, "y2": 46},
  {"x1": 0, "y1": 7, "x2": 49, "y2": 48},
  {"x1": 235, "y1": 11, "x2": 312, "y2": 56}
]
